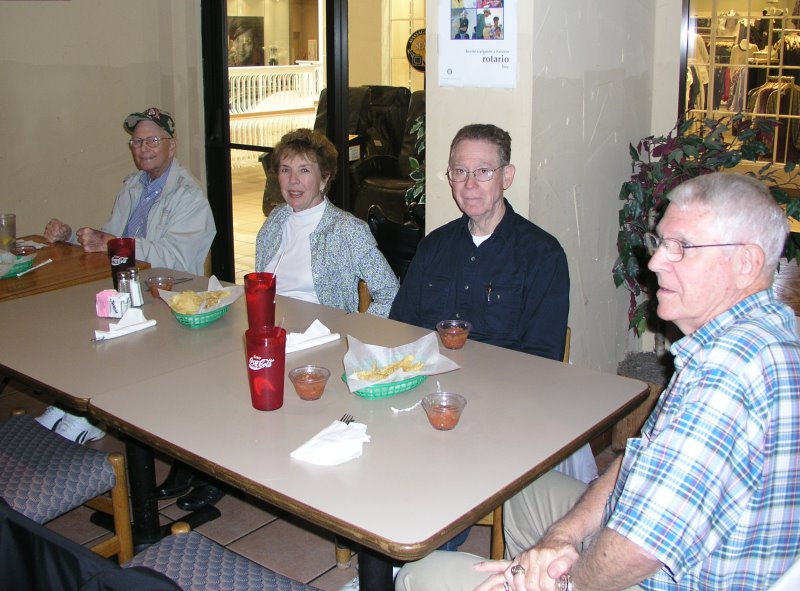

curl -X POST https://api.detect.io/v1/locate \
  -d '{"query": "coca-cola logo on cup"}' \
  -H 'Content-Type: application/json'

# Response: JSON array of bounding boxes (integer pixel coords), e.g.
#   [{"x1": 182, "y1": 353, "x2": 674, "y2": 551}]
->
[
  {"x1": 111, "y1": 255, "x2": 130, "y2": 265},
  {"x1": 249, "y1": 355, "x2": 275, "y2": 370}
]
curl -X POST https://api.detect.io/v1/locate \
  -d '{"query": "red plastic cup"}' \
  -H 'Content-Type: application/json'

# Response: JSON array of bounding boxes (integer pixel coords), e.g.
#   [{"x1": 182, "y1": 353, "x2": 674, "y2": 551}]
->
[
  {"x1": 244, "y1": 272, "x2": 276, "y2": 328},
  {"x1": 245, "y1": 326, "x2": 286, "y2": 411},
  {"x1": 107, "y1": 237, "x2": 135, "y2": 291}
]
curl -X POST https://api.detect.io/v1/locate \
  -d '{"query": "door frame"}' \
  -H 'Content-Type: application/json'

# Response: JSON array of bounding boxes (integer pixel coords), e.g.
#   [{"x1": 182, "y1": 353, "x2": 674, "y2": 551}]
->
[{"x1": 201, "y1": 0, "x2": 351, "y2": 281}]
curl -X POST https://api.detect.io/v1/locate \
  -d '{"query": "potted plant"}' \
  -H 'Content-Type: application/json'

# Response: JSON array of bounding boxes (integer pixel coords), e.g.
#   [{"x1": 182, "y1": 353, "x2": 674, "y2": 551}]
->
[
  {"x1": 613, "y1": 114, "x2": 800, "y2": 351},
  {"x1": 404, "y1": 113, "x2": 425, "y2": 206}
]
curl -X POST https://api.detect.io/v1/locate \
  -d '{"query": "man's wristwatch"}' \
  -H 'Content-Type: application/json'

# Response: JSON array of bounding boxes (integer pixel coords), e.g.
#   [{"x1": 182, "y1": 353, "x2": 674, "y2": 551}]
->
[{"x1": 557, "y1": 573, "x2": 573, "y2": 591}]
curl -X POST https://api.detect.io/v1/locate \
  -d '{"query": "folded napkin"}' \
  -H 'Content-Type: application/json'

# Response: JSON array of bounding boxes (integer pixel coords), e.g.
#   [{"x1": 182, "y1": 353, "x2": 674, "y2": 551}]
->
[
  {"x1": 290, "y1": 420, "x2": 370, "y2": 466},
  {"x1": 16, "y1": 240, "x2": 47, "y2": 249},
  {"x1": 286, "y1": 319, "x2": 340, "y2": 354},
  {"x1": 94, "y1": 308, "x2": 157, "y2": 341}
]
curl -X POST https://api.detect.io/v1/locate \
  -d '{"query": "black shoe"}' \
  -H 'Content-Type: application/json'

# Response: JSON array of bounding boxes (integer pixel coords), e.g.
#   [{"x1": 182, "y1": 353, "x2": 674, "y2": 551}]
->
[
  {"x1": 176, "y1": 484, "x2": 225, "y2": 512},
  {"x1": 155, "y1": 464, "x2": 196, "y2": 500}
]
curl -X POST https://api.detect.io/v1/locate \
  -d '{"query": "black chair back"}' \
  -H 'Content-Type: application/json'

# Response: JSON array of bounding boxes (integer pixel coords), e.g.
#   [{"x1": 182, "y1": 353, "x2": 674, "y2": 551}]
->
[
  {"x1": 313, "y1": 86, "x2": 372, "y2": 139},
  {"x1": 0, "y1": 497, "x2": 179, "y2": 591},
  {"x1": 368, "y1": 203, "x2": 423, "y2": 283},
  {"x1": 363, "y1": 86, "x2": 411, "y2": 158}
]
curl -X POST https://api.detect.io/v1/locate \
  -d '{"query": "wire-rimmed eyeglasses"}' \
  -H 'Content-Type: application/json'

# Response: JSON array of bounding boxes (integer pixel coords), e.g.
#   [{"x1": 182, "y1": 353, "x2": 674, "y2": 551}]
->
[
  {"x1": 129, "y1": 136, "x2": 171, "y2": 149},
  {"x1": 446, "y1": 165, "x2": 505, "y2": 183},
  {"x1": 643, "y1": 232, "x2": 746, "y2": 262}
]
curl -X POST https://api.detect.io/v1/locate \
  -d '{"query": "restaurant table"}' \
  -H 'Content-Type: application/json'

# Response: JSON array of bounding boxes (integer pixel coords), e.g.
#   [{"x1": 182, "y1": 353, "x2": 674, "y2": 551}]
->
[
  {"x1": 0, "y1": 269, "x2": 350, "y2": 544},
  {"x1": 87, "y1": 311, "x2": 648, "y2": 590},
  {"x1": 0, "y1": 269, "x2": 345, "y2": 411},
  {"x1": 0, "y1": 235, "x2": 150, "y2": 304}
]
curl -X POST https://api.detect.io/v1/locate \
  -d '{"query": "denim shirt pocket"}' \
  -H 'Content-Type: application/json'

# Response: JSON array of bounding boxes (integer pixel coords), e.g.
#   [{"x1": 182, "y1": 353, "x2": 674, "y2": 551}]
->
[
  {"x1": 420, "y1": 274, "x2": 452, "y2": 321},
  {"x1": 481, "y1": 280, "x2": 524, "y2": 335}
]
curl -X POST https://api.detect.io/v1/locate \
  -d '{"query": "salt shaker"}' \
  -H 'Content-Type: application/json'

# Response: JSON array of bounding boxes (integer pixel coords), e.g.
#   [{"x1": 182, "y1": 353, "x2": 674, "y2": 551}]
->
[
  {"x1": 127, "y1": 268, "x2": 144, "y2": 307},
  {"x1": 116, "y1": 271, "x2": 131, "y2": 298}
]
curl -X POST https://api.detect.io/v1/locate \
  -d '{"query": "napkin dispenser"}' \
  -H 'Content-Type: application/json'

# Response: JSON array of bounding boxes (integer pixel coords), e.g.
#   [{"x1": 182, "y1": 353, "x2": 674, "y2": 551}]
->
[{"x1": 96, "y1": 290, "x2": 131, "y2": 318}]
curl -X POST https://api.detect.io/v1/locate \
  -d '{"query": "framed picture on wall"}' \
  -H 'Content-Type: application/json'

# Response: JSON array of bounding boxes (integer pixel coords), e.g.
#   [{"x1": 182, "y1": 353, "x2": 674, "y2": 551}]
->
[{"x1": 228, "y1": 16, "x2": 264, "y2": 67}]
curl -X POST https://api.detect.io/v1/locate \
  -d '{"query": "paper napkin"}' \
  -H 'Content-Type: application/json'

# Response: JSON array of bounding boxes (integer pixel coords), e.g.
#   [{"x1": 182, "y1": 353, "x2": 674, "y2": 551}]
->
[
  {"x1": 286, "y1": 319, "x2": 340, "y2": 354},
  {"x1": 343, "y1": 333, "x2": 460, "y2": 392},
  {"x1": 94, "y1": 308, "x2": 157, "y2": 341},
  {"x1": 15, "y1": 240, "x2": 47, "y2": 249},
  {"x1": 290, "y1": 420, "x2": 370, "y2": 466},
  {"x1": 159, "y1": 275, "x2": 244, "y2": 312}
]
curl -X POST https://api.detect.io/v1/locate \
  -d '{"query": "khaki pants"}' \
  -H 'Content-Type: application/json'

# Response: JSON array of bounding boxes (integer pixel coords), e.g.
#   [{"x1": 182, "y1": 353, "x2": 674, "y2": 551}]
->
[{"x1": 395, "y1": 470, "x2": 644, "y2": 591}]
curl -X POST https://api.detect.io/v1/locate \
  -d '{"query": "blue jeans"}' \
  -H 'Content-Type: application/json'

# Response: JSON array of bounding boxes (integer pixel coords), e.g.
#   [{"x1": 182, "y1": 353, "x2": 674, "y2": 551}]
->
[{"x1": 437, "y1": 526, "x2": 471, "y2": 551}]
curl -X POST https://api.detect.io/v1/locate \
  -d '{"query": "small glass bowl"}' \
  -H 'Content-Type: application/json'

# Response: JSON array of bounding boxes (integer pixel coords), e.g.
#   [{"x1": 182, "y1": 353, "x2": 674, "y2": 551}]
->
[
  {"x1": 436, "y1": 320, "x2": 472, "y2": 350},
  {"x1": 421, "y1": 391, "x2": 467, "y2": 431},
  {"x1": 289, "y1": 365, "x2": 331, "y2": 401},
  {"x1": 145, "y1": 275, "x2": 175, "y2": 297},
  {"x1": 11, "y1": 244, "x2": 37, "y2": 257}
]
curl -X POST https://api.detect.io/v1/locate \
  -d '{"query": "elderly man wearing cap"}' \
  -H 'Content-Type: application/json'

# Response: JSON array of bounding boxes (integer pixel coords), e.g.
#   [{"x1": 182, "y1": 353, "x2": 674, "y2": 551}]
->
[
  {"x1": 38, "y1": 108, "x2": 219, "y2": 507},
  {"x1": 43, "y1": 107, "x2": 215, "y2": 276}
]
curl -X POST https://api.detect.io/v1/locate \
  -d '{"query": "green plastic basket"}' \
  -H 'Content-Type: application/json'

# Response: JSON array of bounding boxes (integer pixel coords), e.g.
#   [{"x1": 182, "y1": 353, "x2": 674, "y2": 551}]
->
[
  {"x1": 341, "y1": 373, "x2": 428, "y2": 399},
  {"x1": 173, "y1": 305, "x2": 230, "y2": 329},
  {"x1": 0, "y1": 258, "x2": 34, "y2": 279}
]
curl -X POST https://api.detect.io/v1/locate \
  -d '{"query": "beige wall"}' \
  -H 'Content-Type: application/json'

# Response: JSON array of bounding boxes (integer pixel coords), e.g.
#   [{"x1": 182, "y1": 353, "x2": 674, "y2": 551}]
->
[
  {"x1": 426, "y1": 1, "x2": 669, "y2": 372},
  {"x1": 348, "y1": 0, "x2": 384, "y2": 85},
  {"x1": 0, "y1": 0, "x2": 204, "y2": 237}
]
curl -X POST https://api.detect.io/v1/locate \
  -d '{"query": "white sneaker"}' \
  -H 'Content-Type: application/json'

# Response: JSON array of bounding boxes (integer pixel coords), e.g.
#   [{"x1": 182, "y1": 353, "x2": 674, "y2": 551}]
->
[
  {"x1": 55, "y1": 413, "x2": 105, "y2": 444},
  {"x1": 35, "y1": 406, "x2": 66, "y2": 430}
]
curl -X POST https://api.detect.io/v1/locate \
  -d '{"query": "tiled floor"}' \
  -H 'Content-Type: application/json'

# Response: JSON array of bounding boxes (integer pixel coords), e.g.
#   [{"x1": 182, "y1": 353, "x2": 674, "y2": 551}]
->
[
  {"x1": 232, "y1": 163, "x2": 267, "y2": 283},
  {"x1": 3, "y1": 173, "x2": 617, "y2": 588}
]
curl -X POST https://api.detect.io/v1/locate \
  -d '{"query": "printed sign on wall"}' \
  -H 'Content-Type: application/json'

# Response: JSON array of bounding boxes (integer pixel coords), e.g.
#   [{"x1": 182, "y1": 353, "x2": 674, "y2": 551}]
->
[{"x1": 439, "y1": 0, "x2": 516, "y2": 88}]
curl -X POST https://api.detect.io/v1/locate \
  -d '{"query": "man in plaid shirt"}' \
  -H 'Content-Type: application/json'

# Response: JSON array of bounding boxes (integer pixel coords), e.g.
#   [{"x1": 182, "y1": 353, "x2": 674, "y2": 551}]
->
[{"x1": 396, "y1": 172, "x2": 800, "y2": 591}]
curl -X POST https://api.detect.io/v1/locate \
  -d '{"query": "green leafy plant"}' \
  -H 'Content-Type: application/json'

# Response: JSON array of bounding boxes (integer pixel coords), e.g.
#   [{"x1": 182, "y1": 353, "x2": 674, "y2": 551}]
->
[
  {"x1": 404, "y1": 114, "x2": 425, "y2": 205},
  {"x1": 613, "y1": 114, "x2": 800, "y2": 337}
]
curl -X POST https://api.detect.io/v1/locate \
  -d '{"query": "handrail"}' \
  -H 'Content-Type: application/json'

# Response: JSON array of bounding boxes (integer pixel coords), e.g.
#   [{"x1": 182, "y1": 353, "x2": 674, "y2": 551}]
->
[{"x1": 229, "y1": 63, "x2": 322, "y2": 115}]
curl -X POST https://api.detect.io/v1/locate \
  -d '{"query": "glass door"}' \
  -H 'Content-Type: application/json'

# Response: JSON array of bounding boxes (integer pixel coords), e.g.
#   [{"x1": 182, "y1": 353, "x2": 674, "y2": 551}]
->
[
  {"x1": 202, "y1": 0, "x2": 424, "y2": 282},
  {"x1": 202, "y1": 0, "x2": 325, "y2": 283}
]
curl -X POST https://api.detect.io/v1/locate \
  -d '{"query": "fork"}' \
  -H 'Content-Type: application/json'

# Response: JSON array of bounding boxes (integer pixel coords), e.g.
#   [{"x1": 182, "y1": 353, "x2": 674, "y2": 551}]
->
[{"x1": 340, "y1": 413, "x2": 354, "y2": 425}]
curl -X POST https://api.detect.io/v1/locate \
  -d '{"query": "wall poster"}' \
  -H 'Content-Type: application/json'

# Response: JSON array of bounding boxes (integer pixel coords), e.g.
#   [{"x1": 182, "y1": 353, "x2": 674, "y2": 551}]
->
[
  {"x1": 228, "y1": 16, "x2": 265, "y2": 67},
  {"x1": 439, "y1": 0, "x2": 517, "y2": 88}
]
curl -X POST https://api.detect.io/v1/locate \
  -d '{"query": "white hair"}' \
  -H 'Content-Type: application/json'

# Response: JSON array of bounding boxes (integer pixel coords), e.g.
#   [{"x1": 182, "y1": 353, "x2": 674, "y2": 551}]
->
[{"x1": 667, "y1": 172, "x2": 788, "y2": 274}]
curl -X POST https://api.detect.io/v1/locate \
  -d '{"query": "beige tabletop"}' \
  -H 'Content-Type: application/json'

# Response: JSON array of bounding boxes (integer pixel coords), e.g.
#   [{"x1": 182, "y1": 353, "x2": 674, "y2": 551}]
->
[
  {"x1": 88, "y1": 311, "x2": 648, "y2": 560},
  {"x1": 0, "y1": 268, "x2": 346, "y2": 410}
]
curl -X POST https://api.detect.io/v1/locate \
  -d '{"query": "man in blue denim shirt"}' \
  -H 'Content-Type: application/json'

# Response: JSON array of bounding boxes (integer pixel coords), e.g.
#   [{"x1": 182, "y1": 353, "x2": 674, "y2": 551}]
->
[
  {"x1": 390, "y1": 124, "x2": 572, "y2": 552},
  {"x1": 390, "y1": 123, "x2": 569, "y2": 362}
]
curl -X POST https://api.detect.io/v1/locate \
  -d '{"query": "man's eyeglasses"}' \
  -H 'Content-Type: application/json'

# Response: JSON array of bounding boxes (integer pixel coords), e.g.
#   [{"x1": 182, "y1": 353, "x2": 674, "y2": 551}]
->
[
  {"x1": 644, "y1": 232, "x2": 746, "y2": 262},
  {"x1": 129, "y1": 136, "x2": 170, "y2": 148},
  {"x1": 446, "y1": 165, "x2": 505, "y2": 183}
]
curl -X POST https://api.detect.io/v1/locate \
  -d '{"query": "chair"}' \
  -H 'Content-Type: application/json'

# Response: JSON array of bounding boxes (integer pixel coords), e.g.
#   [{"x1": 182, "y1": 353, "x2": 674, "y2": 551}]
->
[
  {"x1": 475, "y1": 326, "x2": 572, "y2": 560},
  {"x1": 361, "y1": 85, "x2": 411, "y2": 159},
  {"x1": 351, "y1": 90, "x2": 424, "y2": 222},
  {"x1": 0, "y1": 498, "x2": 321, "y2": 591},
  {"x1": 367, "y1": 201, "x2": 425, "y2": 283},
  {"x1": 358, "y1": 279, "x2": 371, "y2": 313},
  {"x1": 0, "y1": 412, "x2": 134, "y2": 564}
]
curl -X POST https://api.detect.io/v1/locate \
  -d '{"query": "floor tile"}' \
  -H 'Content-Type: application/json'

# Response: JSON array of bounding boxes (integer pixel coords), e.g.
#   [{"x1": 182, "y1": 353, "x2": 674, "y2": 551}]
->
[
  {"x1": 227, "y1": 516, "x2": 340, "y2": 582},
  {"x1": 161, "y1": 489, "x2": 280, "y2": 547},
  {"x1": 310, "y1": 564, "x2": 359, "y2": 591}
]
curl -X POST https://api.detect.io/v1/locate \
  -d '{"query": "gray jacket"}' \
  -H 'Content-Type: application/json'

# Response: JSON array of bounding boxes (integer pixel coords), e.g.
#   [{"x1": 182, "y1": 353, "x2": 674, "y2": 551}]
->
[
  {"x1": 100, "y1": 160, "x2": 216, "y2": 275},
  {"x1": 255, "y1": 201, "x2": 398, "y2": 316}
]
